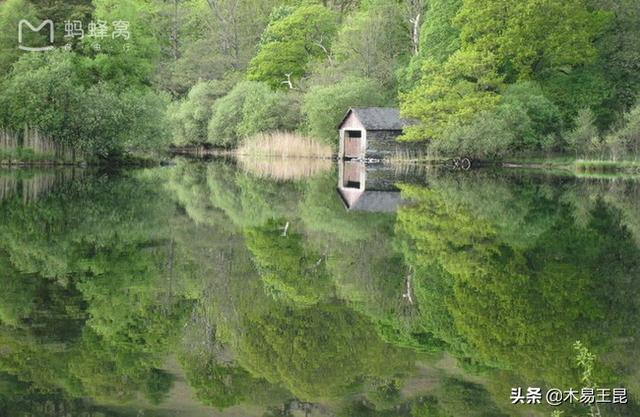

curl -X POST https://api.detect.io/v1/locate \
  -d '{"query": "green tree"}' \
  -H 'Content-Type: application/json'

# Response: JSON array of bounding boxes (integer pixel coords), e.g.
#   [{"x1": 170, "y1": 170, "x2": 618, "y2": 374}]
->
[
  {"x1": 303, "y1": 77, "x2": 388, "y2": 144},
  {"x1": 400, "y1": 49, "x2": 503, "y2": 142},
  {"x1": 333, "y1": 0, "x2": 410, "y2": 91},
  {"x1": 0, "y1": 0, "x2": 38, "y2": 76},
  {"x1": 565, "y1": 108, "x2": 600, "y2": 156},
  {"x1": 168, "y1": 78, "x2": 237, "y2": 146},
  {"x1": 79, "y1": 0, "x2": 162, "y2": 89},
  {"x1": 247, "y1": 4, "x2": 338, "y2": 89},
  {"x1": 245, "y1": 220, "x2": 333, "y2": 306},
  {"x1": 232, "y1": 303, "x2": 412, "y2": 401},
  {"x1": 401, "y1": 0, "x2": 610, "y2": 148},
  {"x1": 0, "y1": 51, "x2": 169, "y2": 158},
  {"x1": 455, "y1": 0, "x2": 608, "y2": 80},
  {"x1": 395, "y1": 176, "x2": 640, "y2": 387},
  {"x1": 207, "y1": 81, "x2": 300, "y2": 147}
]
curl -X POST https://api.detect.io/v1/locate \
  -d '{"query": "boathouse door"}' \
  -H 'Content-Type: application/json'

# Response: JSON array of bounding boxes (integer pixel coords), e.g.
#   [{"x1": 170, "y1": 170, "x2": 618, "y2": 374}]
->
[{"x1": 344, "y1": 130, "x2": 363, "y2": 159}]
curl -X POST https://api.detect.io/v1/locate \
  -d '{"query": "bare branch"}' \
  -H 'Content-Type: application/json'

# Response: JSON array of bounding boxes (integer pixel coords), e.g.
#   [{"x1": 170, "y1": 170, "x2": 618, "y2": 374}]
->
[{"x1": 281, "y1": 74, "x2": 295, "y2": 90}]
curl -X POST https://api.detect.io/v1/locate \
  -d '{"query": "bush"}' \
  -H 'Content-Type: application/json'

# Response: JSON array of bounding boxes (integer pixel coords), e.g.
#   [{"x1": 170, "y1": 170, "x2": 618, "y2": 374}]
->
[
  {"x1": 302, "y1": 77, "x2": 388, "y2": 145},
  {"x1": 207, "y1": 81, "x2": 300, "y2": 148},
  {"x1": 168, "y1": 80, "x2": 234, "y2": 146},
  {"x1": 236, "y1": 86, "x2": 300, "y2": 138},
  {"x1": 435, "y1": 83, "x2": 562, "y2": 158},
  {"x1": 605, "y1": 103, "x2": 640, "y2": 160},
  {"x1": 0, "y1": 51, "x2": 169, "y2": 158},
  {"x1": 564, "y1": 108, "x2": 600, "y2": 156},
  {"x1": 436, "y1": 111, "x2": 514, "y2": 158},
  {"x1": 498, "y1": 82, "x2": 562, "y2": 151}
]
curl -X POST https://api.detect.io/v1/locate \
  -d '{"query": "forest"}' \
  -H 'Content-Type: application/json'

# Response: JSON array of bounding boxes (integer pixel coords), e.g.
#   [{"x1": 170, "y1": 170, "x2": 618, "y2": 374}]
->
[{"x1": 0, "y1": 0, "x2": 639, "y2": 162}]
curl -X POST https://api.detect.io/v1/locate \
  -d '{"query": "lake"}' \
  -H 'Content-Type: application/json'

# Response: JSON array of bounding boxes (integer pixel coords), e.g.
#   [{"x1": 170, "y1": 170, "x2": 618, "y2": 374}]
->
[{"x1": 1, "y1": 159, "x2": 639, "y2": 417}]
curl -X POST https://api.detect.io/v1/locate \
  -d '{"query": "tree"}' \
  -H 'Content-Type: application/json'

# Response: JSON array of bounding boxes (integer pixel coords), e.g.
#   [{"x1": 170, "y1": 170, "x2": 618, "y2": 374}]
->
[
  {"x1": 247, "y1": 4, "x2": 338, "y2": 89},
  {"x1": 333, "y1": 0, "x2": 411, "y2": 91},
  {"x1": 0, "y1": 0, "x2": 38, "y2": 76},
  {"x1": 303, "y1": 77, "x2": 388, "y2": 144},
  {"x1": 244, "y1": 220, "x2": 333, "y2": 306},
  {"x1": 455, "y1": 0, "x2": 609, "y2": 80},
  {"x1": 0, "y1": 51, "x2": 169, "y2": 158},
  {"x1": 233, "y1": 303, "x2": 413, "y2": 401},
  {"x1": 565, "y1": 108, "x2": 600, "y2": 156},
  {"x1": 207, "y1": 81, "x2": 300, "y2": 147},
  {"x1": 400, "y1": 49, "x2": 503, "y2": 142},
  {"x1": 395, "y1": 177, "x2": 640, "y2": 387},
  {"x1": 582, "y1": 0, "x2": 640, "y2": 127},
  {"x1": 400, "y1": 0, "x2": 611, "y2": 147},
  {"x1": 417, "y1": 0, "x2": 461, "y2": 64},
  {"x1": 79, "y1": 0, "x2": 163, "y2": 89},
  {"x1": 168, "y1": 78, "x2": 237, "y2": 145},
  {"x1": 605, "y1": 102, "x2": 640, "y2": 160}
]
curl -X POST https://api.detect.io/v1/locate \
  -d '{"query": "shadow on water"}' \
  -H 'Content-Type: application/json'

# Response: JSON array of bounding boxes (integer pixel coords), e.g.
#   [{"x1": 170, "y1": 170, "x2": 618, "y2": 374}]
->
[{"x1": 1, "y1": 159, "x2": 640, "y2": 417}]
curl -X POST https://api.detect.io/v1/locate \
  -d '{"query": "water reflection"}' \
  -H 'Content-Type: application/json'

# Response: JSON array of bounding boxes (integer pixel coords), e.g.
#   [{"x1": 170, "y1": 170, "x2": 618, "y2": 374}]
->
[
  {"x1": 237, "y1": 155, "x2": 332, "y2": 181},
  {"x1": 0, "y1": 168, "x2": 83, "y2": 203},
  {"x1": 336, "y1": 161, "x2": 426, "y2": 212},
  {"x1": 0, "y1": 162, "x2": 639, "y2": 417}
]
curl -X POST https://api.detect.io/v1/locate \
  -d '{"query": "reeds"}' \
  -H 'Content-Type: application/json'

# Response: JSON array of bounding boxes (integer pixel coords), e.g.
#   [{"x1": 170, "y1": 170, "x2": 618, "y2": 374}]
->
[
  {"x1": 237, "y1": 131, "x2": 333, "y2": 159},
  {"x1": 0, "y1": 130, "x2": 18, "y2": 152},
  {"x1": 0, "y1": 169, "x2": 81, "y2": 204},
  {"x1": 237, "y1": 156, "x2": 332, "y2": 181},
  {"x1": 575, "y1": 159, "x2": 640, "y2": 174},
  {"x1": 0, "y1": 128, "x2": 78, "y2": 163}
]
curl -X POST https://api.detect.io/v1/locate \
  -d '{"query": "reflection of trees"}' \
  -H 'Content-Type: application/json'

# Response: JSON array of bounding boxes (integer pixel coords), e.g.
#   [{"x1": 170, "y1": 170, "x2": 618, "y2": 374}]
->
[
  {"x1": 7, "y1": 162, "x2": 640, "y2": 415},
  {"x1": 245, "y1": 219, "x2": 334, "y2": 305},
  {"x1": 229, "y1": 302, "x2": 413, "y2": 401},
  {"x1": 0, "y1": 172, "x2": 191, "y2": 409},
  {"x1": 395, "y1": 175, "x2": 640, "y2": 389}
]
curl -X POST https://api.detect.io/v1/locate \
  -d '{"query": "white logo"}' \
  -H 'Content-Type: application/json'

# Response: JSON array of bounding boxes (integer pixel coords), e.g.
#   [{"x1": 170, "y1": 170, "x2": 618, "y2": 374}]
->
[{"x1": 18, "y1": 19, "x2": 55, "y2": 52}]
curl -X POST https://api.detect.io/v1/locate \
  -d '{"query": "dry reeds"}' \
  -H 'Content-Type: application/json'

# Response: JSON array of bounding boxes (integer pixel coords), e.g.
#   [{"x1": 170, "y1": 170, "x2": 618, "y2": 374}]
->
[
  {"x1": 23, "y1": 127, "x2": 57, "y2": 156},
  {"x1": 0, "y1": 128, "x2": 79, "y2": 163},
  {"x1": 237, "y1": 156, "x2": 332, "y2": 181},
  {"x1": 237, "y1": 131, "x2": 333, "y2": 159},
  {"x1": 0, "y1": 174, "x2": 18, "y2": 201},
  {"x1": 0, "y1": 131, "x2": 18, "y2": 152},
  {"x1": 0, "y1": 169, "x2": 81, "y2": 204},
  {"x1": 385, "y1": 147, "x2": 437, "y2": 164}
]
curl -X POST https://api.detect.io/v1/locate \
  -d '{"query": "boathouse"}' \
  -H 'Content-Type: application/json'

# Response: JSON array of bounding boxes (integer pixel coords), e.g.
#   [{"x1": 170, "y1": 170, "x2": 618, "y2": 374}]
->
[{"x1": 338, "y1": 107, "x2": 416, "y2": 160}]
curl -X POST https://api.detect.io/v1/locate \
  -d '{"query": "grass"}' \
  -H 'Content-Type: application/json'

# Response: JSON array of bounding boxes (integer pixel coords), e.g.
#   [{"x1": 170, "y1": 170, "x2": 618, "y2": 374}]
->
[
  {"x1": 575, "y1": 159, "x2": 640, "y2": 174},
  {"x1": 237, "y1": 131, "x2": 333, "y2": 159},
  {"x1": 499, "y1": 155, "x2": 640, "y2": 176}
]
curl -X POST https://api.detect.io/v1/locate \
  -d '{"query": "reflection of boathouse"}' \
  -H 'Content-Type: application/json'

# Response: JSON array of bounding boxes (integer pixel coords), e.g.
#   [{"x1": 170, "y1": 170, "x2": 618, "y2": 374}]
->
[
  {"x1": 338, "y1": 107, "x2": 417, "y2": 160},
  {"x1": 337, "y1": 161, "x2": 404, "y2": 213}
]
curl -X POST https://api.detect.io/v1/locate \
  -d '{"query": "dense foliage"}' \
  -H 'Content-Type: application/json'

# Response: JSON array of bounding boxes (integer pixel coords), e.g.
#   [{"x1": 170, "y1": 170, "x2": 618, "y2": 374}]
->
[
  {"x1": 3, "y1": 163, "x2": 640, "y2": 415},
  {"x1": 1, "y1": 0, "x2": 638, "y2": 159}
]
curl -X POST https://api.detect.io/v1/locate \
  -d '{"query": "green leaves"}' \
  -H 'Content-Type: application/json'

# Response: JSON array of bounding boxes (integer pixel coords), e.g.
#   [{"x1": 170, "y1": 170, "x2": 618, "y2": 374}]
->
[
  {"x1": 206, "y1": 81, "x2": 300, "y2": 147},
  {"x1": 247, "y1": 5, "x2": 338, "y2": 88},
  {"x1": 303, "y1": 77, "x2": 388, "y2": 144},
  {"x1": 456, "y1": 0, "x2": 609, "y2": 79},
  {"x1": 400, "y1": 50, "x2": 503, "y2": 142},
  {"x1": 400, "y1": 0, "x2": 616, "y2": 152}
]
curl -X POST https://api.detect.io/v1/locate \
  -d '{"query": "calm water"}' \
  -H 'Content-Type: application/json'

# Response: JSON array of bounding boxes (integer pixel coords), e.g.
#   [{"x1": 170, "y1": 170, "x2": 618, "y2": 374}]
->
[{"x1": 1, "y1": 160, "x2": 639, "y2": 417}]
